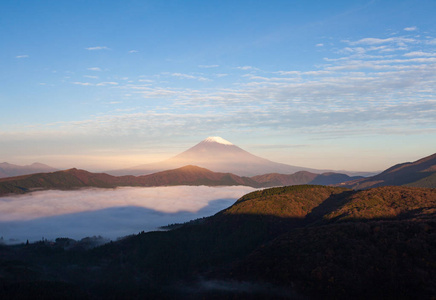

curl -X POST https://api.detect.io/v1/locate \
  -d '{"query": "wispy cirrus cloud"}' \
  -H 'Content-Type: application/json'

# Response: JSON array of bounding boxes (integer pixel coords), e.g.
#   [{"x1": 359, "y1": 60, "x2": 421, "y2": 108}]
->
[
  {"x1": 4, "y1": 32, "x2": 436, "y2": 172},
  {"x1": 404, "y1": 51, "x2": 436, "y2": 57},
  {"x1": 85, "y1": 46, "x2": 110, "y2": 51},
  {"x1": 72, "y1": 81, "x2": 93, "y2": 86},
  {"x1": 198, "y1": 64, "x2": 219, "y2": 68},
  {"x1": 62, "y1": 31, "x2": 436, "y2": 140},
  {"x1": 72, "y1": 81, "x2": 118, "y2": 87},
  {"x1": 87, "y1": 67, "x2": 102, "y2": 71},
  {"x1": 236, "y1": 66, "x2": 258, "y2": 70},
  {"x1": 96, "y1": 82, "x2": 118, "y2": 86},
  {"x1": 170, "y1": 73, "x2": 211, "y2": 81},
  {"x1": 16, "y1": 54, "x2": 29, "y2": 58},
  {"x1": 347, "y1": 37, "x2": 415, "y2": 46}
]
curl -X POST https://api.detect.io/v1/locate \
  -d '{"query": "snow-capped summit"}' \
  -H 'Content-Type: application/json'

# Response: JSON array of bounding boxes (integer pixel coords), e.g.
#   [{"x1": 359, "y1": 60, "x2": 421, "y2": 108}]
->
[{"x1": 202, "y1": 136, "x2": 233, "y2": 145}]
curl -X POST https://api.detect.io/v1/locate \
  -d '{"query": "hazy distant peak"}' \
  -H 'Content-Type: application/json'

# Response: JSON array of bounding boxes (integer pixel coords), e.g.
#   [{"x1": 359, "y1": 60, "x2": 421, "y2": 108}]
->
[
  {"x1": 0, "y1": 162, "x2": 58, "y2": 178},
  {"x1": 202, "y1": 136, "x2": 233, "y2": 145}
]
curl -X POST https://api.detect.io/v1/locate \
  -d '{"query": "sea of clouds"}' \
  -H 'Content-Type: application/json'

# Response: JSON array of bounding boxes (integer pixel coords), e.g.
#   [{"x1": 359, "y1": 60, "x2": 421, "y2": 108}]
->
[{"x1": 0, "y1": 186, "x2": 256, "y2": 244}]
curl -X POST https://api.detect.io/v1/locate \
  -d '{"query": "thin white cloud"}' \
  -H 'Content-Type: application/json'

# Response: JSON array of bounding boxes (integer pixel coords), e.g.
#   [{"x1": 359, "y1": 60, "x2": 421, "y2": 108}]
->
[
  {"x1": 348, "y1": 37, "x2": 415, "y2": 46},
  {"x1": 96, "y1": 82, "x2": 119, "y2": 86},
  {"x1": 243, "y1": 74, "x2": 299, "y2": 82},
  {"x1": 404, "y1": 26, "x2": 417, "y2": 31},
  {"x1": 72, "y1": 82, "x2": 93, "y2": 86},
  {"x1": 198, "y1": 64, "x2": 219, "y2": 68},
  {"x1": 16, "y1": 55, "x2": 29, "y2": 58},
  {"x1": 171, "y1": 73, "x2": 196, "y2": 79},
  {"x1": 316, "y1": 43, "x2": 324, "y2": 47},
  {"x1": 237, "y1": 66, "x2": 258, "y2": 70},
  {"x1": 171, "y1": 73, "x2": 210, "y2": 81},
  {"x1": 404, "y1": 51, "x2": 436, "y2": 57},
  {"x1": 129, "y1": 50, "x2": 139, "y2": 53},
  {"x1": 338, "y1": 47, "x2": 367, "y2": 55},
  {"x1": 275, "y1": 71, "x2": 301, "y2": 76},
  {"x1": 83, "y1": 75, "x2": 99, "y2": 79},
  {"x1": 85, "y1": 46, "x2": 110, "y2": 51},
  {"x1": 87, "y1": 67, "x2": 102, "y2": 71}
]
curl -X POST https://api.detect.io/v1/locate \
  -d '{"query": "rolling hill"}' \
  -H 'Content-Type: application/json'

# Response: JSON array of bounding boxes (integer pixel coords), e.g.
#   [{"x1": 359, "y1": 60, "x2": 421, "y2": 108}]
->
[
  {"x1": 0, "y1": 166, "x2": 260, "y2": 196},
  {"x1": 0, "y1": 165, "x2": 361, "y2": 197}
]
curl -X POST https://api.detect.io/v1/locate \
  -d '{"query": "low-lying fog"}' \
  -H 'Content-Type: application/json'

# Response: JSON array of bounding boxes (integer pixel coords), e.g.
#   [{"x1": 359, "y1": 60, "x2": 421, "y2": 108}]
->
[{"x1": 0, "y1": 186, "x2": 256, "y2": 244}]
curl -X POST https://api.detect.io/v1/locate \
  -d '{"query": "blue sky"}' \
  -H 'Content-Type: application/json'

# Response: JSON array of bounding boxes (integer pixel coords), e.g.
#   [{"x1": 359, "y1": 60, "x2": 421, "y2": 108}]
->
[{"x1": 1, "y1": 0, "x2": 435, "y2": 172}]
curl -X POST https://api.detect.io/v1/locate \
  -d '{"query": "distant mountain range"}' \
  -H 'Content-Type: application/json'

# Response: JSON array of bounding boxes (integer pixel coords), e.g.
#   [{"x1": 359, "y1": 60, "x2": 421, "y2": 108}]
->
[
  {"x1": 1, "y1": 137, "x2": 374, "y2": 179},
  {"x1": 0, "y1": 165, "x2": 360, "y2": 197},
  {"x1": 108, "y1": 136, "x2": 325, "y2": 176},
  {"x1": 1, "y1": 151, "x2": 435, "y2": 195},
  {"x1": 340, "y1": 152, "x2": 436, "y2": 189},
  {"x1": 0, "y1": 162, "x2": 57, "y2": 178}
]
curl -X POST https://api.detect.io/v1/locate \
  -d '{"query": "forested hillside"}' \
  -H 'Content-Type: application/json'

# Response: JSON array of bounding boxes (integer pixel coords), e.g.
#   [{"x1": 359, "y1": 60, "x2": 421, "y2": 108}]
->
[{"x1": 1, "y1": 185, "x2": 435, "y2": 299}]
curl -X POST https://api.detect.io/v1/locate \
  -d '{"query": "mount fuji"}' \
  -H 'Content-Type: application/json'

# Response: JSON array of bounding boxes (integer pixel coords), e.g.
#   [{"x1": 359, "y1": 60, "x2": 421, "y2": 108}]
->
[{"x1": 109, "y1": 136, "x2": 321, "y2": 176}]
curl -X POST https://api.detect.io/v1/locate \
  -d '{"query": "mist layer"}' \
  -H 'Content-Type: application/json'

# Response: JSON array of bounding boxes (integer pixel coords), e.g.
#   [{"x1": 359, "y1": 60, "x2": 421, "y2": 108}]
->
[{"x1": 0, "y1": 186, "x2": 256, "y2": 244}]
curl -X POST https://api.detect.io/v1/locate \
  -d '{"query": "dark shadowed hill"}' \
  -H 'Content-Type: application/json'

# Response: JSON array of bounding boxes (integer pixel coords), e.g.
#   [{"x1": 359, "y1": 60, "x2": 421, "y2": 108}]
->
[
  {"x1": 2, "y1": 185, "x2": 435, "y2": 299},
  {"x1": 341, "y1": 152, "x2": 436, "y2": 189}
]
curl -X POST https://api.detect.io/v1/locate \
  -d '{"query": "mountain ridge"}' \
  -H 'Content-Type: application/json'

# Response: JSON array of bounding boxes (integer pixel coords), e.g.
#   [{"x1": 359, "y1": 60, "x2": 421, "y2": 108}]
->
[
  {"x1": 0, "y1": 165, "x2": 359, "y2": 197},
  {"x1": 2, "y1": 152, "x2": 435, "y2": 195},
  {"x1": 340, "y1": 152, "x2": 436, "y2": 189}
]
